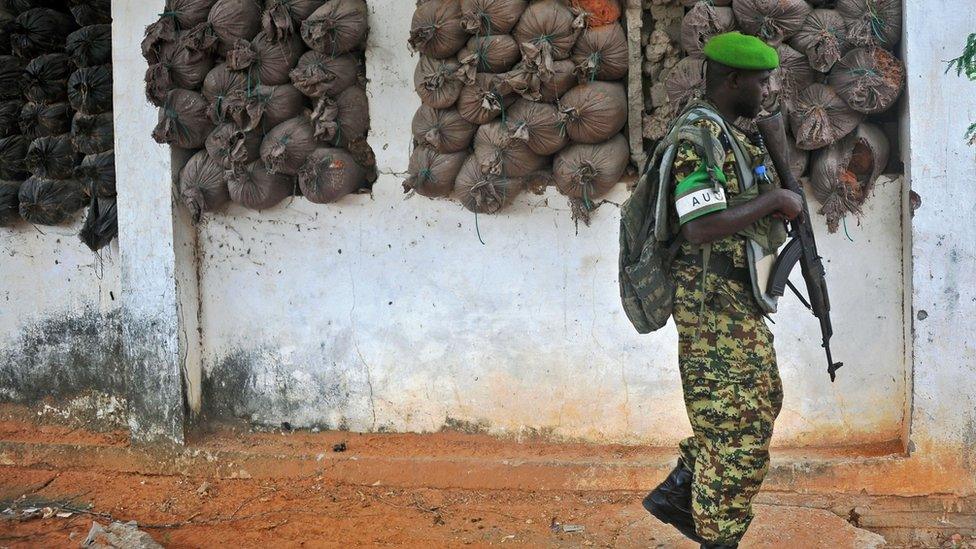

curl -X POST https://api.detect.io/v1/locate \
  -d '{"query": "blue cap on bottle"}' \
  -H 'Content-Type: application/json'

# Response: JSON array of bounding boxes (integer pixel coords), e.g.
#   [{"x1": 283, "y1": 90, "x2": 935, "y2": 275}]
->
[{"x1": 754, "y1": 165, "x2": 767, "y2": 176}]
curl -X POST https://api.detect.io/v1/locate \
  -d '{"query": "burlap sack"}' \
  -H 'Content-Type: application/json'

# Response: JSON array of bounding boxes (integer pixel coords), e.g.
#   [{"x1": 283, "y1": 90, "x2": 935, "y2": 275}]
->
[
  {"x1": 301, "y1": 0, "x2": 367, "y2": 55},
  {"x1": 0, "y1": 55, "x2": 23, "y2": 100},
  {"x1": 733, "y1": 0, "x2": 811, "y2": 45},
  {"x1": 26, "y1": 134, "x2": 79, "y2": 179},
  {"x1": 78, "y1": 195, "x2": 118, "y2": 252},
  {"x1": 17, "y1": 176, "x2": 85, "y2": 225},
  {"x1": 810, "y1": 122, "x2": 889, "y2": 232},
  {"x1": 680, "y1": 3, "x2": 736, "y2": 57},
  {"x1": 205, "y1": 123, "x2": 262, "y2": 172},
  {"x1": 192, "y1": 0, "x2": 262, "y2": 55},
  {"x1": 0, "y1": 10, "x2": 12, "y2": 57},
  {"x1": 298, "y1": 147, "x2": 366, "y2": 203},
  {"x1": 68, "y1": 64, "x2": 113, "y2": 115},
  {"x1": 69, "y1": 0, "x2": 113, "y2": 26},
  {"x1": 74, "y1": 150, "x2": 115, "y2": 198},
  {"x1": 790, "y1": 9, "x2": 849, "y2": 73},
  {"x1": 403, "y1": 146, "x2": 467, "y2": 198},
  {"x1": 262, "y1": 0, "x2": 326, "y2": 42},
  {"x1": 457, "y1": 73, "x2": 516, "y2": 125},
  {"x1": 412, "y1": 105, "x2": 477, "y2": 154},
  {"x1": 260, "y1": 115, "x2": 320, "y2": 176},
  {"x1": 310, "y1": 85, "x2": 369, "y2": 146},
  {"x1": 0, "y1": 180, "x2": 21, "y2": 227},
  {"x1": 789, "y1": 83, "x2": 863, "y2": 150},
  {"x1": 10, "y1": 8, "x2": 77, "y2": 58},
  {"x1": 473, "y1": 121, "x2": 547, "y2": 178},
  {"x1": 227, "y1": 159, "x2": 295, "y2": 209},
  {"x1": 0, "y1": 135, "x2": 28, "y2": 179},
  {"x1": 513, "y1": 0, "x2": 581, "y2": 63},
  {"x1": 572, "y1": 23, "x2": 628, "y2": 82},
  {"x1": 142, "y1": 0, "x2": 215, "y2": 63},
  {"x1": 770, "y1": 44, "x2": 817, "y2": 109},
  {"x1": 230, "y1": 83, "x2": 306, "y2": 133},
  {"x1": 570, "y1": 0, "x2": 622, "y2": 28},
  {"x1": 202, "y1": 63, "x2": 247, "y2": 123},
  {"x1": 414, "y1": 56, "x2": 465, "y2": 109},
  {"x1": 837, "y1": 0, "x2": 901, "y2": 49},
  {"x1": 152, "y1": 89, "x2": 214, "y2": 149},
  {"x1": 19, "y1": 102, "x2": 73, "y2": 141},
  {"x1": 506, "y1": 99, "x2": 569, "y2": 156},
  {"x1": 71, "y1": 111, "x2": 114, "y2": 155},
  {"x1": 454, "y1": 154, "x2": 522, "y2": 214},
  {"x1": 827, "y1": 47, "x2": 905, "y2": 114},
  {"x1": 558, "y1": 81, "x2": 627, "y2": 144},
  {"x1": 23, "y1": 54, "x2": 72, "y2": 105},
  {"x1": 179, "y1": 150, "x2": 230, "y2": 222},
  {"x1": 226, "y1": 31, "x2": 305, "y2": 87},
  {"x1": 553, "y1": 133, "x2": 628, "y2": 201},
  {"x1": 290, "y1": 51, "x2": 360, "y2": 98},
  {"x1": 458, "y1": 35, "x2": 521, "y2": 75},
  {"x1": 0, "y1": 100, "x2": 22, "y2": 138},
  {"x1": 665, "y1": 55, "x2": 705, "y2": 110},
  {"x1": 409, "y1": 0, "x2": 467, "y2": 60},
  {"x1": 66, "y1": 24, "x2": 112, "y2": 68},
  {"x1": 145, "y1": 38, "x2": 214, "y2": 106},
  {"x1": 460, "y1": 0, "x2": 527, "y2": 36}
]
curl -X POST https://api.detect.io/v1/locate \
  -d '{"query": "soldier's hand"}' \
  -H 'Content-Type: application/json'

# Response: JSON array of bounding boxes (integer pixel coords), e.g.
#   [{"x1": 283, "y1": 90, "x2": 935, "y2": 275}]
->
[{"x1": 773, "y1": 189, "x2": 803, "y2": 221}]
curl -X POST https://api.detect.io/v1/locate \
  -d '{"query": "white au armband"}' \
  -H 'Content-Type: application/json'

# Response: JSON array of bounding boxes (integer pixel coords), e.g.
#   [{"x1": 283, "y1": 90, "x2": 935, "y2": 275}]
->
[{"x1": 675, "y1": 186, "x2": 727, "y2": 223}]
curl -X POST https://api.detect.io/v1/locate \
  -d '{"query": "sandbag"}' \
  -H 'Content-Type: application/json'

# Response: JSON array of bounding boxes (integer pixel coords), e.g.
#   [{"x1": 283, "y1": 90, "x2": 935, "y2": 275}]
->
[
  {"x1": 19, "y1": 102, "x2": 73, "y2": 141},
  {"x1": 229, "y1": 83, "x2": 306, "y2": 133},
  {"x1": 732, "y1": 0, "x2": 811, "y2": 45},
  {"x1": 260, "y1": 115, "x2": 320, "y2": 176},
  {"x1": 298, "y1": 147, "x2": 365, "y2": 203},
  {"x1": 262, "y1": 0, "x2": 326, "y2": 42},
  {"x1": 205, "y1": 123, "x2": 262, "y2": 172},
  {"x1": 558, "y1": 81, "x2": 627, "y2": 144},
  {"x1": 71, "y1": 111, "x2": 113, "y2": 154},
  {"x1": 572, "y1": 23, "x2": 628, "y2": 82},
  {"x1": 18, "y1": 176, "x2": 85, "y2": 225},
  {"x1": 571, "y1": 0, "x2": 621, "y2": 28},
  {"x1": 787, "y1": 135, "x2": 809, "y2": 179},
  {"x1": 414, "y1": 56, "x2": 464, "y2": 109},
  {"x1": 0, "y1": 0, "x2": 67, "y2": 13},
  {"x1": 10, "y1": 8, "x2": 77, "y2": 58},
  {"x1": 290, "y1": 51, "x2": 360, "y2": 98},
  {"x1": 0, "y1": 100, "x2": 22, "y2": 138},
  {"x1": 152, "y1": 89, "x2": 214, "y2": 149},
  {"x1": 0, "y1": 180, "x2": 20, "y2": 226},
  {"x1": 665, "y1": 56, "x2": 705, "y2": 110},
  {"x1": 411, "y1": 105, "x2": 477, "y2": 154},
  {"x1": 0, "y1": 135, "x2": 28, "y2": 179},
  {"x1": 453, "y1": 154, "x2": 522, "y2": 214},
  {"x1": 227, "y1": 159, "x2": 294, "y2": 209},
  {"x1": 145, "y1": 38, "x2": 214, "y2": 106},
  {"x1": 310, "y1": 85, "x2": 369, "y2": 146},
  {"x1": 202, "y1": 63, "x2": 247, "y2": 123},
  {"x1": 680, "y1": 3, "x2": 736, "y2": 57},
  {"x1": 458, "y1": 35, "x2": 521, "y2": 75},
  {"x1": 827, "y1": 47, "x2": 905, "y2": 114},
  {"x1": 457, "y1": 73, "x2": 516, "y2": 125},
  {"x1": 0, "y1": 55, "x2": 22, "y2": 101},
  {"x1": 459, "y1": 0, "x2": 526, "y2": 36},
  {"x1": 506, "y1": 99, "x2": 568, "y2": 156},
  {"x1": 789, "y1": 83, "x2": 863, "y2": 150},
  {"x1": 301, "y1": 0, "x2": 368, "y2": 55},
  {"x1": 770, "y1": 44, "x2": 817, "y2": 109},
  {"x1": 553, "y1": 133, "x2": 628, "y2": 202},
  {"x1": 142, "y1": 0, "x2": 216, "y2": 63},
  {"x1": 409, "y1": 0, "x2": 467, "y2": 60},
  {"x1": 837, "y1": 0, "x2": 901, "y2": 49},
  {"x1": 79, "y1": 195, "x2": 117, "y2": 252},
  {"x1": 513, "y1": 0, "x2": 581, "y2": 63},
  {"x1": 790, "y1": 9, "x2": 849, "y2": 73},
  {"x1": 68, "y1": 0, "x2": 113, "y2": 26},
  {"x1": 811, "y1": 122, "x2": 889, "y2": 232},
  {"x1": 500, "y1": 58, "x2": 576, "y2": 103},
  {"x1": 0, "y1": 8, "x2": 13, "y2": 56},
  {"x1": 403, "y1": 145, "x2": 466, "y2": 198},
  {"x1": 26, "y1": 134, "x2": 80, "y2": 179},
  {"x1": 23, "y1": 54, "x2": 72, "y2": 105},
  {"x1": 208, "y1": 0, "x2": 263, "y2": 53},
  {"x1": 74, "y1": 149, "x2": 115, "y2": 197},
  {"x1": 473, "y1": 121, "x2": 547, "y2": 178},
  {"x1": 68, "y1": 65, "x2": 113, "y2": 115},
  {"x1": 66, "y1": 24, "x2": 112, "y2": 68},
  {"x1": 226, "y1": 31, "x2": 305, "y2": 87},
  {"x1": 178, "y1": 150, "x2": 230, "y2": 221}
]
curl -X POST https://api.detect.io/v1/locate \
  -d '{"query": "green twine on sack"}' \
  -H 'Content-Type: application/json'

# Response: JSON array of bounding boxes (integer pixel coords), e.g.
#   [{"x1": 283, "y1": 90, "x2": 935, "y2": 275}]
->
[
  {"x1": 842, "y1": 216, "x2": 855, "y2": 242},
  {"x1": 474, "y1": 210, "x2": 486, "y2": 245}
]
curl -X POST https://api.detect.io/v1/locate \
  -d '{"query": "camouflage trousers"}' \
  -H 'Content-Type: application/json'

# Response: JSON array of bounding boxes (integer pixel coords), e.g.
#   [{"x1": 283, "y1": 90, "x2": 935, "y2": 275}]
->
[{"x1": 671, "y1": 265, "x2": 784, "y2": 545}]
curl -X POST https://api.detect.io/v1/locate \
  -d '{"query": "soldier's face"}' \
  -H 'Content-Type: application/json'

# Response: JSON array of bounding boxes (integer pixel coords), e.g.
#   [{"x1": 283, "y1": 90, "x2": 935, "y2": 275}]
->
[{"x1": 733, "y1": 70, "x2": 773, "y2": 119}]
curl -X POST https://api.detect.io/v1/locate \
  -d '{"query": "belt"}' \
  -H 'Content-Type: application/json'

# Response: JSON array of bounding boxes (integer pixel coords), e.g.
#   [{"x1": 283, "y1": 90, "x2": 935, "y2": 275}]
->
[{"x1": 676, "y1": 251, "x2": 752, "y2": 286}]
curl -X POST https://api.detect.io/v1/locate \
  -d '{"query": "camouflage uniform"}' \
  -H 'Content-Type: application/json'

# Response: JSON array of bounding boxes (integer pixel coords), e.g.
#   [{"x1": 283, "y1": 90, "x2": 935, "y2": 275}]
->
[{"x1": 669, "y1": 112, "x2": 784, "y2": 545}]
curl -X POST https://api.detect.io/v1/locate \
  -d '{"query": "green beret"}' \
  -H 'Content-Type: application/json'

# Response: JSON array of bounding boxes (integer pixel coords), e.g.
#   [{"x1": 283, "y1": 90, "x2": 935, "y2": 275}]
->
[{"x1": 703, "y1": 32, "x2": 780, "y2": 71}]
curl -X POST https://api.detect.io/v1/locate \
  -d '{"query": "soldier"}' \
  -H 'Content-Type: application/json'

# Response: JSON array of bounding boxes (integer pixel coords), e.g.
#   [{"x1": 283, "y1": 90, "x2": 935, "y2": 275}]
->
[{"x1": 640, "y1": 32, "x2": 804, "y2": 548}]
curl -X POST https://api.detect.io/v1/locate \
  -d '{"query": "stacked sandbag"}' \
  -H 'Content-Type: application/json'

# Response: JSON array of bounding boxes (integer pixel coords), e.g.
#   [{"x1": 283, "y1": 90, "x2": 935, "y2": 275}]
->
[
  {"x1": 641, "y1": 0, "x2": 906, "y2": 233},
  {"x1": 143, "y1": 0, "x2": 373, "y2": 217},
  {"x1": 407, "y1": 0, "x2": 631, "y2": 221}
]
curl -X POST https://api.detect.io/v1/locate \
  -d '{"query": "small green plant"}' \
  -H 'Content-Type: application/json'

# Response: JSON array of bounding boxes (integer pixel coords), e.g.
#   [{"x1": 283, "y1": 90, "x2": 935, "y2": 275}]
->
[{"x1": 946, "y1": 33, "x2": 976, "y2": 144}]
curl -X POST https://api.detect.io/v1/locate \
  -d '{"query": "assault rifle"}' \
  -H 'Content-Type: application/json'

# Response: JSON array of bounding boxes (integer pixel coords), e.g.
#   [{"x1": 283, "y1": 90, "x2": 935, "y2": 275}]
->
[{"x1": 756, "y1": 111, "x2": 844, "y2": 382}]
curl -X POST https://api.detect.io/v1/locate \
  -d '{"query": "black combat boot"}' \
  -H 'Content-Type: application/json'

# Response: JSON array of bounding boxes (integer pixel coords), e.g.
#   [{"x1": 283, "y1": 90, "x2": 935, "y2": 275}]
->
[{"x1": 642, "y1": 459, "x2": 704, "y2": 544}]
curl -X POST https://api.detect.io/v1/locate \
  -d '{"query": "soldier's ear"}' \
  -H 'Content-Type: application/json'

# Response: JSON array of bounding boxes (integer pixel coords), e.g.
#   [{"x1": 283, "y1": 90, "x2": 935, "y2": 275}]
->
[{"x1": 726, "y1": 70, "x2": 741, "y2": 90}]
